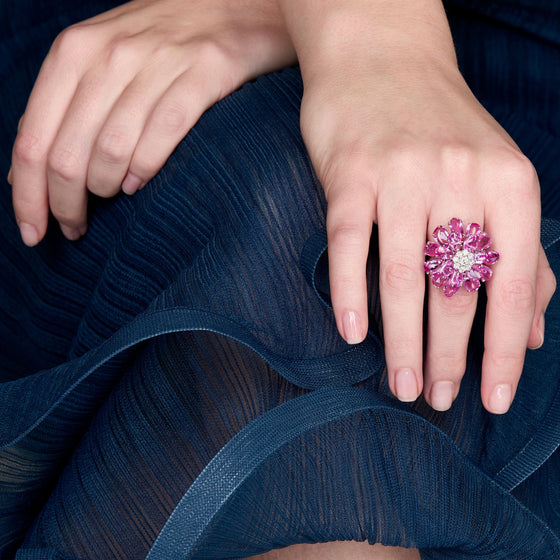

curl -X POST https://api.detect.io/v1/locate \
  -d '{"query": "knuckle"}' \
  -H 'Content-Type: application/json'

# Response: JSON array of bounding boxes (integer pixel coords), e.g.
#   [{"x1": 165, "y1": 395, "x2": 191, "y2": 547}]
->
[
  {"x1": 486, "y1": 350, "x2": 525, "y2": 374},
  {"x1": 154, "y1": 101, "x2": 188, "y2": 135},
  {"x1": 327, "y1": 222, "x2": 369, "y2": 254},
  {"x1": 440, "y1": 142, "x2": 476, "y2": 176},
  {"x1": 96, "y1": 129, "x2": 131, "y2": 164},
  {"x1": 430, "y1": 353, "x2": 465, "y2": 379},
  {"x1": 13, "y1": 132, "x2": 47, "y2": 166},
  {"x1": 195, "y1": 38, "x2": 230, "y2": 68},
  {"x1": 322, "y1": 150, "x2": 376, "y2": 203},
  {"x1": 497, "y1": 150, "x2": 539, "y2": 194},
  {"x1": 47, "y1": 147, "x2": 83, "y2": 183},
  {"x1": 105, "y1": 36, "x2": 139, "y2": 69},
  {"x1": 496, "y1": 278, "x2": 535, "y2": 314},
  {"x1": 386, "y1": 141, "x2": 425, "y2": 172},
  {"x1": 52, "y1": 25, "x2": 89, "y2": 60},
  {"x1": 383, "y1": 259, "x2": 421, "y2": 291}
]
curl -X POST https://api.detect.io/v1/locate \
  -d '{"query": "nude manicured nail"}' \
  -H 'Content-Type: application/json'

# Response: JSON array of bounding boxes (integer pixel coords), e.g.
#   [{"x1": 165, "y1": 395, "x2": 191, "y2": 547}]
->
[
  {"x1": 342, "y1": 310, "x2": 363, "y2": 344},
  {"x1": 19, "y1": 222, "x2": 38, "y2": 247},
  {"x1": 122, "y1": 172, "x2": 143, "y2": 195},
  {"x1": 488, "y1": 384, "x2": 512, "y2": 414},
  {"x1": 430, "y1": 381, "x2": 455, "y2": 411},
  {"x1": 7, "y1": 167, "x2": 13, "y2": 185},
  {"x1": 60, "y1": 224, "x2": 82, "y2": 241},
  {"x1": 395, "y1": 368, "x2": 419, "y2": 402},
  {"x1": 537, "y1": 312, "x2": 545, "y2": 348}
]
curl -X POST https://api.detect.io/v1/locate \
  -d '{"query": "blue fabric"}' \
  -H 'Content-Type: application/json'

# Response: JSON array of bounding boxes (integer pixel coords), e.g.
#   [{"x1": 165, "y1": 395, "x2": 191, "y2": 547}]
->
[{"x1": 1, "y1": 1, "x2": 560, "y2": 559}]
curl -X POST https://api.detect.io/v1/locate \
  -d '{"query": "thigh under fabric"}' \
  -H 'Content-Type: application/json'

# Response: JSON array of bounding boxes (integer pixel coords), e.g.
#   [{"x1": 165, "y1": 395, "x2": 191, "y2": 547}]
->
[{"x1": 1, "y1": 1, "x2": 560, "y2": 559}]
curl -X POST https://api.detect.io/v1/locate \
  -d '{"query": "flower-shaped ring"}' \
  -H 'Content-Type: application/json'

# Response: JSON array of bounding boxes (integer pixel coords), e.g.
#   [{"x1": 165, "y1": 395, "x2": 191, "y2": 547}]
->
[{"x1": 424, "y1": 218, "x2": 499, "y2": 297}]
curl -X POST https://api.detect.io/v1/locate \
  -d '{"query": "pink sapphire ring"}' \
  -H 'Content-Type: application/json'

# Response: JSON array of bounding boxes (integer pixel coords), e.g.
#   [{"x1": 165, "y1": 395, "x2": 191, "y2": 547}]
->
[{"x1": 424, "y1": 218, "x2": 499, "y2": 297}]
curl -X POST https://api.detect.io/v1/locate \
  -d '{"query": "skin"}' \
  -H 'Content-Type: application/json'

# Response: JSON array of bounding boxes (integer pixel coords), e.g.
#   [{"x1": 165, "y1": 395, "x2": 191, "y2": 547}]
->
[
  {"x1": 276, "y1": 0, "x2": 556, "y2": 414},
  {"x1": 7, "y1": 1, "x2": 557, "y2": 557},
  {"x1": 10, "y1": 0, "x2": 555, "y2": 415}
]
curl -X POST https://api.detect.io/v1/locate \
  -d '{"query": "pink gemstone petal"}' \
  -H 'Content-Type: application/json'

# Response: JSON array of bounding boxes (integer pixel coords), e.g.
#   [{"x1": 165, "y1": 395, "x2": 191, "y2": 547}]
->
[
  {"x1": 474, "y1": 233, "x2": 492, "y2": 251},
  {"x1": 425, "y1": 242, "x2": 442, "y2": 257},
  {"x1": 450, "y1": 269, "x2": 464, "y2": 287},
  {"x1": 443, "y1": 281, "x2": 461, "y2": 297},
  {"x1": 449, "y1": 218, "x2": 464, "y2": 235},
  {"x1": 438, "y1": 260, "x2": 454, "y2": 276},
  {"x1": 483, "y1": 251, "x2": 499, "y2": 265},
  {"x1": 432, "y1": 274, "x2": 446, "y2": 288},
  {"x1": 466, "y1": 222, "x2": 481, "y2": 236},
  {"x1": 430, "y1": 262, "x2": 453, "y2": 287},
  {"x1": 464, "y1": 278, "x2": 481, "y2": 292},
  {"x1": 447, "y1": 232, "x2": 463, "y2": 250},
  {"x1": 433, "y1": 226, "x2": 449, "y2": 245},
  {"x1": 468, "y1": 267, "x2": 481, "y2": 280},
  {"x1": 472, "y1": 264, "x2": 492, "y2": 282},
  {"x1": 463, "y1": 235, "x2": 478, "y2": 252},
  {"x1": 425, "y1": 259, "x2": 441, "y2": 273}
]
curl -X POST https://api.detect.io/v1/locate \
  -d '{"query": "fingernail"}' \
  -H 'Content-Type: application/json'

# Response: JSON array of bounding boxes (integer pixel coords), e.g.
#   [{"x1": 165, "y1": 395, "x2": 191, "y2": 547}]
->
[
  {"x1": 488, "y1": 384, "x2": 512, "y2": 414},
  {"x1": 537, "y1": 312, "x2": 545, "y2": 348},
  {"x1": 7, "y1": 166, "x2": 13, "y2": 185},
  {"x1": 528, "y1": 313, "x2": 545, "y2": 350},
  {"x1": 395, "y1": 368, "x2": 419, "y2": 402},
  {"x1": 18, "y1": 222, "x2": 38, "y2": 246},
  {"x1": 60, "y1": 224, "x2": 82, "y2": 241},
  {"x1": 342, "y1": 310, "x2": 363, "y2": 344},
  {"x1": 430, "y1": 381, "x2": 455, "y2": 411},
  {"x1": 122, "y1": 172, "x2": 143, "y2": 195}
]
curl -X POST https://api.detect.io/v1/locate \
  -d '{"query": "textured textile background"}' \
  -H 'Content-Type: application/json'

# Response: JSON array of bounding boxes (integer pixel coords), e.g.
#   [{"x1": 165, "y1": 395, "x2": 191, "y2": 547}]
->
[{"x1": 0, "y1": 1, "x2": 560, "y2": 559}]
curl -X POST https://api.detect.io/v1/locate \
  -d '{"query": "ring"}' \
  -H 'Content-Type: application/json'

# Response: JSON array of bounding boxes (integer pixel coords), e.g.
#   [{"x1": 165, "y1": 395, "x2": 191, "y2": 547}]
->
[{"x1": 424, "y1": 218, "x2": 499, "y2": 297}]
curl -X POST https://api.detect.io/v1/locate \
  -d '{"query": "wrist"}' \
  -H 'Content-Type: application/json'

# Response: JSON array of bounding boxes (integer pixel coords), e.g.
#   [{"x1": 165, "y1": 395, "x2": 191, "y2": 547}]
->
[{"x1": 277, "y1": 0, "x2": 457, "y2": 85}]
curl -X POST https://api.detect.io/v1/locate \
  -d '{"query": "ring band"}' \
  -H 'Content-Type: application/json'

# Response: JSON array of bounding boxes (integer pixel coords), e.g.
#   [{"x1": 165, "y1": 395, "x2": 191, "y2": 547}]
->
[{"x1": 424, "y1": 218, "x2": 499, "y2": 297}]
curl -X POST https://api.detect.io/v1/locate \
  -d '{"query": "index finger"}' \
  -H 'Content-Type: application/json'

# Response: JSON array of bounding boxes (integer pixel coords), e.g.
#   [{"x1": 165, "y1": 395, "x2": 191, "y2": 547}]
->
[
  {"x1": 324, "y1": 162, "x2": 376, "y2": 345},
  {"x1": 11, "y1": 31, "x2": 81, "y2": 245}
]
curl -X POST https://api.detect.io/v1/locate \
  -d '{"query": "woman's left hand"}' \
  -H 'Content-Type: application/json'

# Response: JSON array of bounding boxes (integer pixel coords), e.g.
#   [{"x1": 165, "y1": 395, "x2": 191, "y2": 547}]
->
[{"x1": 10, "y1": 0, "x2": 295, "y2": 245}]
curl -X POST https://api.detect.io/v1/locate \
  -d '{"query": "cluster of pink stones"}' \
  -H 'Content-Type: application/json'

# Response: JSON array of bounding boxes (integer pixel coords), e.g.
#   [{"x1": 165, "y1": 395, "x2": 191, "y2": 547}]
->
[{"x1": 424, "y1": 218, "x2": 499, "y2": 297}]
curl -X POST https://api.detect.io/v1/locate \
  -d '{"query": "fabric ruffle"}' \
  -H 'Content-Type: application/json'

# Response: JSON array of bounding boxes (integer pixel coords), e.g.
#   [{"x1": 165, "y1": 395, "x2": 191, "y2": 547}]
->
[{"x1": 1, "y1": 1, "x2": 560, "y2": 559}]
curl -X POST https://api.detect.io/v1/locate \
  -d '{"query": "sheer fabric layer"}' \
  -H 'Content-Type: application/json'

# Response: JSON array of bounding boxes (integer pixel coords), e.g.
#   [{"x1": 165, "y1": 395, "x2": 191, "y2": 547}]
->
[{"x1": 1, "y1": 1, "x2": 560, "y2": 559}]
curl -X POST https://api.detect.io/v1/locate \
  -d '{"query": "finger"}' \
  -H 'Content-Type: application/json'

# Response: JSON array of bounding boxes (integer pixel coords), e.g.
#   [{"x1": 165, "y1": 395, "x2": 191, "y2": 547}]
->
[
  {"x1": 11, "y1": 39, "x2": 80, "y2": 245},
  {"x1": 47, "y1": 66, "x2": 135, "y2": 238},
  {"x1": 482, "y1": 173, "x2": 540, "y2": 414},
  {"x1": 378, "y1": 193, "x2": 426, "y2": 402},
  {"x1": 323, "y1": 157, "x2": 377, "y2": 345},
  {"x1": 527, "y1": 244, "x2": 556, "y2": 349},
  {"x1": 424, "y1": 217, "x2": 479, "y2": 411},
  {"x1": 126, "y1": 69, "x2": 223, "y2": 191},
  {"x1": 87, "y1": 66, "x2": 183, "y2": 197}
]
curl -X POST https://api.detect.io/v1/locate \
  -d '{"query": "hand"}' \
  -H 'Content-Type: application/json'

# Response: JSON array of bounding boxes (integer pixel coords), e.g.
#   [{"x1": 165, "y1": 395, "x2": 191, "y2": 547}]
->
[
  {"x1": 10, "y1": 0, "x2": 295, "y2": 244},
  {"x1": 281, "y1": 0, "x2": 556, "y2": 413}
]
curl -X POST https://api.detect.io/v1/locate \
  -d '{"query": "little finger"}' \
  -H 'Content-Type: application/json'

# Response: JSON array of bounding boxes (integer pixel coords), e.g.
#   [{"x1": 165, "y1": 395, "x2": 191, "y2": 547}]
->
[
  {"x1": 482, "y1": 192, "x2": 540, "y2": 414},
  {"x1": 527, "y1": 244, "x2": 556, "y2": 349}
]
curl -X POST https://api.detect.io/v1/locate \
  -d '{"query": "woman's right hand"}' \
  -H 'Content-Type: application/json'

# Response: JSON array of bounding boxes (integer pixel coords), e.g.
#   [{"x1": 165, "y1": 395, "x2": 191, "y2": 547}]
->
[
  {"x1": 279, "y1": 0, "x2": 556, "y2": 414},
  {"x1": 10, "y1": 0, "x2": 296, "y2": 245}
]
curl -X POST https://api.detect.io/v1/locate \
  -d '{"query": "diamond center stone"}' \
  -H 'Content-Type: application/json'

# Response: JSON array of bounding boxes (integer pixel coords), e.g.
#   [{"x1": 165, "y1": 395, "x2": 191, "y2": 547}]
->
[{"x1": 453, "y1": 249, "x2": 475, "y2": 273}]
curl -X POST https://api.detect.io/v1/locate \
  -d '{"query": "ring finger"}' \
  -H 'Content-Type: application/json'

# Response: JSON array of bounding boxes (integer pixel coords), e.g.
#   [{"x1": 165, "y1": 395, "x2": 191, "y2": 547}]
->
[{"x1": 423, "y1": 216, "x2": 481, "y2": 411}]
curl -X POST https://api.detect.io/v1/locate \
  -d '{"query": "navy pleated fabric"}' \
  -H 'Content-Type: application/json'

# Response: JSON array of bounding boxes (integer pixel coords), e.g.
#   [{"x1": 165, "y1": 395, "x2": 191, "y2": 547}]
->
[{"x1": 1, "y1": 1, "x2": 560, "y2": 559}]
